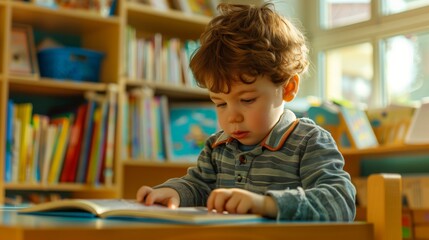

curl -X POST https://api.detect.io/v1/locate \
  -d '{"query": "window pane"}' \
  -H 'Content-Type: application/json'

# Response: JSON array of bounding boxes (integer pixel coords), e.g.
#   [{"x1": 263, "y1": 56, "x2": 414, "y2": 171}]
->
[
  {"x1": 382, "y1": 0, "x2": 429, "y2": 15},
  {"x1": 383, "y1": 32, "x2": 429, "y2": 104},
  {"x1": 320, "y1": 0, "x2": 371, "y2": 29},
  {"x1": 324, "y1": 43, "x2": 373, "y2": 106}
]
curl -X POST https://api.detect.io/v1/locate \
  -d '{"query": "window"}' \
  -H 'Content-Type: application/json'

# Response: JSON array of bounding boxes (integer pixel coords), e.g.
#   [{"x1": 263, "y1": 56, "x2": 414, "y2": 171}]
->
[
  {"x1": 320, "y1": 0, "x2": 371, "y2": 29},
  {"x1": 323, "y1": 43, "x2": 373, "y2": 106},
  {"x1": 307, "y1": 1, "x2": 429, "y2": 107},
  {"x1": 382, "y1": 0, "x2": 429, "y2": 15},
  {"x1": 382, "y1": 31, "x2": 429, "y2": 104}
]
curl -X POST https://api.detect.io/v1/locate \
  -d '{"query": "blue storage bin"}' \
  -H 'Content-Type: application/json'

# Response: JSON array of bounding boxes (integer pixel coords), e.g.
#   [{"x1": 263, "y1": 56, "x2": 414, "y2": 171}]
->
[{"x1": 38, "y1": 47, "x2": 104, "y2": 82}]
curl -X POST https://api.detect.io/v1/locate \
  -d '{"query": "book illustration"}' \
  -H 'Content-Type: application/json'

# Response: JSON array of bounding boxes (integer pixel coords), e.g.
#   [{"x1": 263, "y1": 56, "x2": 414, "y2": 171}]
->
[
  {"x1": 339, "y1": 106, "x2": 378, "y2": 149},
  {"x1": 367, "y1": 105, "x2": 415, "y2": 145},
  {"x1": 18, "y1": 199, "x2": 263, "y2": 224},
  {"x1": 168, "y1": 103, "x2": 218, "y2": 162},
  {"x1": 306, "y1": 103, "x2": 351, "y2": 148},
  {"x1": 405, "y1": 100, "x2": 429, "y2": 144}
]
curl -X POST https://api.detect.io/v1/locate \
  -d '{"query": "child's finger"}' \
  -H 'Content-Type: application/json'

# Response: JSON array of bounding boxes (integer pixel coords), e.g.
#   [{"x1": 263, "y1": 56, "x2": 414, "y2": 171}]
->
[
  {"x1": 136, "y1": 186, "x2": 152, "y2": 202},
  {"x1": 167, "y1": 198, "x2": 179, "y2": 209}
]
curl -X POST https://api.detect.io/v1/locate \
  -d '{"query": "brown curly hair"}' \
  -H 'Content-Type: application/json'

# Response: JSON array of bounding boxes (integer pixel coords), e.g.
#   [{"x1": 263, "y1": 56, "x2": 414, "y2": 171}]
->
[{"x1": 189, "y1": 3, "x2": 309, "y2": 93}]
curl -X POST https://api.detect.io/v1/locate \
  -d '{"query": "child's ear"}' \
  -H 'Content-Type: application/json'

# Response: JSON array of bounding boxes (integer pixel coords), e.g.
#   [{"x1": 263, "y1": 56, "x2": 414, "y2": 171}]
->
[{"x1": 282, "y1": 74, "x2": 300, "y2": 102}]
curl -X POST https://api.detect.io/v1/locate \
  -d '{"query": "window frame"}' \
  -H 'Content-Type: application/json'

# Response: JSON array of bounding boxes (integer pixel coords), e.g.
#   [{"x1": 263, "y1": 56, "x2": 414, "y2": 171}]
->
[{"x1": 306, "y1": 0, "x2": 429, "y2": 107}]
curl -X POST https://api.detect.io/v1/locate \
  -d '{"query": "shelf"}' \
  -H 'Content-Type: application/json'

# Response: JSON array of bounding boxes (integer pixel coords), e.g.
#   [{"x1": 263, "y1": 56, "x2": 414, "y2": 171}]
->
[
  {"x1": 340, "y1": 143, "x2": 429, "y2": 157},
  {"x1": 126, "y1": 2, "x2": 210, "y2": 39},
  {"x1": 8, "y1": 76, "x2": 108, "y2": 96},
  {"x1": 4, "y1": 182, "x2": 116, "y2": 192},
  {"x1": 11, "y1": 1, "x2": 120, "y2": 35},
  {"x1": 126, "y1": 79, "x2": 209, "y2": 100}
]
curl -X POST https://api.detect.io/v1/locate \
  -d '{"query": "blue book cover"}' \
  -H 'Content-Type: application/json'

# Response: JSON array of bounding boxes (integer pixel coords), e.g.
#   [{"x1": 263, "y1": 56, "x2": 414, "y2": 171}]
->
[
  {"x1": 340, "y1": 106, "x2": 378, "y2": 149},
  {"x1": 5, "y1": 100, "x2": 14, "y2": 182},
  {"x1": 168, "y1": 103, "x2": 218, "y2": 162}
]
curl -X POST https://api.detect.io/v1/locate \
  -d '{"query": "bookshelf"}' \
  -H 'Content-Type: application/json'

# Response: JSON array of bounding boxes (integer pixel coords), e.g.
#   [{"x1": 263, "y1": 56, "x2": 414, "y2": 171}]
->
[
  {"x1": 340, "y1": 144, "x2": 429, "y2": 179},
  {"x1": 118, "y1": 2, "x2": 211, "y2": 197},
  {"x1": 0, "y1": 0, "x2": 211, "y2": 204}
]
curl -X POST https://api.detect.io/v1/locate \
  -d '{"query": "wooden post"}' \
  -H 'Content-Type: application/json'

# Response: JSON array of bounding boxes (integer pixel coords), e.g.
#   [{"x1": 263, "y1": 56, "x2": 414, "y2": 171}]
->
[{"x1": 367, "y1": 174, "x2": 402, "y2": 240}]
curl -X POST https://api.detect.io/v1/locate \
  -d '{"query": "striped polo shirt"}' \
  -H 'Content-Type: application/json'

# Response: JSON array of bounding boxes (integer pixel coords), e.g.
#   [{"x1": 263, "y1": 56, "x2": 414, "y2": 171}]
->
[{"x1": 157, "y1": 109, "x2": 356, "y2": 221}]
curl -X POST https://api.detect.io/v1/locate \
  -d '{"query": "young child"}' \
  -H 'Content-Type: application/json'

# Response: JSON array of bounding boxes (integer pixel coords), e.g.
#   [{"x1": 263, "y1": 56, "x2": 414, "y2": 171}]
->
[{"x1": 136, "y1": 3, "x2": 356, "y2": 221}]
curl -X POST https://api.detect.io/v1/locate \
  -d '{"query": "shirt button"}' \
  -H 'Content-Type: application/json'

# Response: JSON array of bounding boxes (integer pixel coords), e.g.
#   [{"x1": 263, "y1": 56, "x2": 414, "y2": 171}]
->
[
  {"x1": 237, "y1": 174, "x2": 243, "y2": 182},
  {"x1": 239, "y1": 156, "x2": 247, "y2": 164}
]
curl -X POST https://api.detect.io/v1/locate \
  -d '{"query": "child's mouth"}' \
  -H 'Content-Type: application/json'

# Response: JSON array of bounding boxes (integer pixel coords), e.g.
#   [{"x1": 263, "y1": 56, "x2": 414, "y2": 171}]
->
[{"x1": 232, "y1": 131, "x2": 249, "y2": 139}]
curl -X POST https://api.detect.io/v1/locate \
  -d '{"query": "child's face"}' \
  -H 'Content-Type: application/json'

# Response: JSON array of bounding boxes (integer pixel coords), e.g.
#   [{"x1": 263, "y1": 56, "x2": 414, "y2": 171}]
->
[{"x1": 209, "y1": 75, "x2": 286, "y2": 145}]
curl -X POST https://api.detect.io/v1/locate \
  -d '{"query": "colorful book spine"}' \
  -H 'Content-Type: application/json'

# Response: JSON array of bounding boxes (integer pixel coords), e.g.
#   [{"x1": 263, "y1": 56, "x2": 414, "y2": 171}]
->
[
  {"x1": 86, "y1": 98, "x2": 108, "y2": 185},
  {"x1": 48, "y1": 116, "x2": 72, "y2": 183},
  {"x1": 121, "y1": 92, "x2": 129, "y2": 160},
  {"x1": 16, "y1": 103, "x2": 33, "y2": 182},
  {"x1": 30, "y1": 114, "x2": 42, "y2": 183},
  {"x1": 5, "y1": 100, "x2": 14, "y2": 182},
  {"x1": 41, "y1": 124, "x2": 57, "y2": 184},
  {"x1": 60, "y1": 104, "x2": 87, "y2": 182},
  {"x1": 76, "y1": 92, "x2": 97, "y2": 183},
  {"x1": 103, "y1": 84, "x2": 118, "y2": 186}
]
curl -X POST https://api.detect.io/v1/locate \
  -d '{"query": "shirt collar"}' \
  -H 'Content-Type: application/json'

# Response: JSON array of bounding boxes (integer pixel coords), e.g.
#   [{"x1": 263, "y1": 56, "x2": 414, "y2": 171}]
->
[{"x1": 212, "y1": 109, "x2": 299, "y2": 150}]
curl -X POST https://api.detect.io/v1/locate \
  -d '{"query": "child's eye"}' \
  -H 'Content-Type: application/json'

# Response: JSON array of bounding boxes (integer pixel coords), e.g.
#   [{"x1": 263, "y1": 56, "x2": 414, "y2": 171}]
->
[
  {"x1": 241, "y1": 98, "x2": 256, "y2": 104},
  {"x1": 215, "y1": 103, "x2": 226, "y2": 108}
]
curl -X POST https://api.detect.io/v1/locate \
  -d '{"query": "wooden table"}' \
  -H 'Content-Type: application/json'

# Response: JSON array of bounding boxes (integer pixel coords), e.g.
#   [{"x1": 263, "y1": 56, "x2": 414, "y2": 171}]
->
[{"x1": 0, "y1": 174, "x2": 402, "y2": 240}]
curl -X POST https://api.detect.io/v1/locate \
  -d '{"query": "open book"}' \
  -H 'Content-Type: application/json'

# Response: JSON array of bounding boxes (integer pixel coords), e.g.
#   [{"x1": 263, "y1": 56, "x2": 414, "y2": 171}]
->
[{"x1": 18, "y1": 199, "x2": 264, "y2": 224}]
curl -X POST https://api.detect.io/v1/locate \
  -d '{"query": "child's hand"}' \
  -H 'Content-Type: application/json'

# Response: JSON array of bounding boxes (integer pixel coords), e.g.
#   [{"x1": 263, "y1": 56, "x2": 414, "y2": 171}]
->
[
  {"x1": 207, "y1": 188, "x2": 278, "y2": 218},
  {"x1": 136, "y1": 186, "x2": 180, "y2": 209}
]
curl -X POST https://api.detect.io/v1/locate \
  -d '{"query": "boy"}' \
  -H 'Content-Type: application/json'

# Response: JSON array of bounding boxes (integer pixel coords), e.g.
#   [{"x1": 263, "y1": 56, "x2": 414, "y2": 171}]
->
[{"x1": 137, "y1": 3, "x2": 356, "y2": 221}]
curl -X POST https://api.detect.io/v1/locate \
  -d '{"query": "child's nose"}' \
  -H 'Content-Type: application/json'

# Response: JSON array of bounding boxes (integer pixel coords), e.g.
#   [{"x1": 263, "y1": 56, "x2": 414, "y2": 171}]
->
[{"x1": 228, "y1": 108, "x2": 244, "y2": 123}]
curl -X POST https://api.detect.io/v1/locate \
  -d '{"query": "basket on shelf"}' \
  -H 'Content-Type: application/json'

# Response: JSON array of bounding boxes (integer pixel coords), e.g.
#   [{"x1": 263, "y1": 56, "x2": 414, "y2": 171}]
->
[{"x1": 37, "y1": 47, "x2": 105, "y2": 82}]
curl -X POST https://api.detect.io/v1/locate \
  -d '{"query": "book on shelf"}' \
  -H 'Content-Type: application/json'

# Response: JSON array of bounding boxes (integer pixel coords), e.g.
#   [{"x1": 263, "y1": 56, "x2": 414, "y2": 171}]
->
[
  {"x1": 42, "y1": 0, "x2": 118, "y2": 17},
  {"x1": 125, "y1": 28, "x2": 201, "y2": 88},
  {"x1": 60, "y1": 104, "x2": 88, "y2": 183},
  {"x1": 103, "y1": 84, "x2": 118, "y2": 186},
  {"x1": 171, "y1": 0, "x2": 218, "y2": 17},
  {"x1": 15, "y1": 103, "x2": 33, "y2": 182},
  {"x1": 86, "y1": 97, "x2": 108, "y2": 185},
  {"x1": 76, "y1": 92, "x2": 98, "y2": 183},
  {"x1": 120, "y1": 92, "x2": 130, "y2": 160},
  {"x1": 153, "y1": 95, "x2": 167, "y2": 161},
  {"x1": 167, "y1": 102, "x2": 218, "y2": 162},
  {"x1": 339, "y1": 106, "x2": 378, "y2": 149},
  {"x1": 181, "y1": 39, "x2": 200, "y2": 87},
  {"x1": 30, "y1": 114, "x2": 43, "y2": 182},
  {"x1": 48, "y1": 114, "x2": 73, "y2": 183},
  {"x1": 130, "y1": 0, "x2": 170, "y2": 11},
  {"x1": 18, "y1": 199, "x2": 263, "y2": 224},
  {"x1": 366, "y1": 104, "x2": 416, "y2": 145},
  {"x1": 41, "y1": 124, "x2": 57, "y2": 184},
  {"x1": 405, "y1": 99, "x2": 429, "y2": 144},
  {"x1": 5, "y1": 100, "x2": 14, "y2": 182}
]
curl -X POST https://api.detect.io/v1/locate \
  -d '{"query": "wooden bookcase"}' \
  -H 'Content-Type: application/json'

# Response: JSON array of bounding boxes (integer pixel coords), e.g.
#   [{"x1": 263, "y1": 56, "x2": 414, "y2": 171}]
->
[{"x1": 0, "y1": 0, "x2": 211, "y2": 204}]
